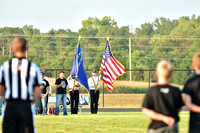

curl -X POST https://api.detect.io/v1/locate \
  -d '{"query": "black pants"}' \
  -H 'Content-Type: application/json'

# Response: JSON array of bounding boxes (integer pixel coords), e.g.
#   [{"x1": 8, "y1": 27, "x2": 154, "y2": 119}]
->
[
  {"x1": 90, "y1": 90, "x2": 99, "y2": 114},
  {"x1": 70, "y1": 90, "x2": 79, "y2": 114},
  {"x1": 3, "y1": 100, "x2": 35, "y2": 133},
  {"x1": 38, "y1": 99, "x2": 43, "y2": 114}
]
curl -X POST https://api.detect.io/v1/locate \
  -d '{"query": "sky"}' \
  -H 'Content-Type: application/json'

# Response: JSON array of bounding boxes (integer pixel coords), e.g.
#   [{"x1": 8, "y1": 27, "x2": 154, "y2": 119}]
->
[{"x1": 0, "y1": 0, "x2": 199, "y2": 33}]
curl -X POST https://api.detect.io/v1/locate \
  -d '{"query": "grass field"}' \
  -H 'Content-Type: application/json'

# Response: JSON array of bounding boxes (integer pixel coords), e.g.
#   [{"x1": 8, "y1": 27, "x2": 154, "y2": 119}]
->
[{"x1": 0, "y1": 112, "x2": 190, "y2": 133}]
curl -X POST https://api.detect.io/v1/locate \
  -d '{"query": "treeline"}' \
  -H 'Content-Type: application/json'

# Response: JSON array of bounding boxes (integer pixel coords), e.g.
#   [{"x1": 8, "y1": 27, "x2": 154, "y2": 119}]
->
[{"x1": 0, "y1": 15, "x2": 200, "y2": 85}]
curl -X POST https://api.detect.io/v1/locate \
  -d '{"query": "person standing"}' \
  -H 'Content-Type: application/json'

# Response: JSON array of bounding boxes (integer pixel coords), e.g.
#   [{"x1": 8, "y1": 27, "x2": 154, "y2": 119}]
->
[
  {"x1": 0, "y1": 97, "x2": 3, "y2": 116},
  {"x1": 34, "y1": 71, "x2": 49, "y2": 115},
  {"x1": 38, "y1": 69, "x2": 52, "y2": 114},
  {"x1": 55, "y1": 71, "x2": 68, "y2": 115},
  {"x1": 0, "y1": 37, "x2": 41, "y2": 133},
  {"x1": 142, "y1": 60, "x2": 184, "y2": 133},
  {"x1": 68, "y1": 75, "x2": 80, "y2": 114},
  {"x1": 88, "y1": 70, "x2": 101, "y2": 114},
  {"x1": 183, "y1": 53, "x2": 200, "y2": 133}
]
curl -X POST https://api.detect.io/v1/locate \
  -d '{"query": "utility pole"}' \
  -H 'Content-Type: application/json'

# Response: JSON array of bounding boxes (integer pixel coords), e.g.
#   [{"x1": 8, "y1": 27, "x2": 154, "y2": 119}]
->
[
  {"x1": 2, "y1": 45, "x2": 5, "y2": 56},
  {"x1": 9, "y1": 45, "x2": 11, "y2": 57},
  {"x1": 129, "y1": 38, "x2": 132, "y2": 82}
]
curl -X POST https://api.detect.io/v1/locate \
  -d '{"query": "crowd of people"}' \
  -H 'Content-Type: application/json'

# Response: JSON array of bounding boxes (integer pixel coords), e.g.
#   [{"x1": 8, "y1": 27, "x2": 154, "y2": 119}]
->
[{"x1": 0, "y1": 37, "x2": 200, "y2": 133}]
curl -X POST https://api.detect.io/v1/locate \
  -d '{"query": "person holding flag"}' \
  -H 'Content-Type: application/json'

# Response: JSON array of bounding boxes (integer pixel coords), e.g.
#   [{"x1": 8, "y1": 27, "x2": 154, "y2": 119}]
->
[
  {"x1": 70, "y1": 36, "x2": 89, "y2": 113},
  {"x1": 68, "y1": 74, "x2": 80, "y2": 114},
  {"x1": 88, "y1": 70, "x2": 101, "y2": 114},
  {"x1": 70, "y1": 36, "x2": 89, "y2": 92}
]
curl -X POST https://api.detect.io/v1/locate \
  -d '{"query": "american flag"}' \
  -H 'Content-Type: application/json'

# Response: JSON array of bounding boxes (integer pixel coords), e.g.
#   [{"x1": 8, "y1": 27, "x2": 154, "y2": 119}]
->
[{"x1": 100, "y1": 41, "x2": 126, "y2": 92}]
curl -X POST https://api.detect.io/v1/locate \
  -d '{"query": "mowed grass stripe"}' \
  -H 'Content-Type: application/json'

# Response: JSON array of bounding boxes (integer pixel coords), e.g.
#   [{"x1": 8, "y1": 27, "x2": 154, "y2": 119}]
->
[{"x1": 0, "y1": 112, "x2": 189, "y2": 133}]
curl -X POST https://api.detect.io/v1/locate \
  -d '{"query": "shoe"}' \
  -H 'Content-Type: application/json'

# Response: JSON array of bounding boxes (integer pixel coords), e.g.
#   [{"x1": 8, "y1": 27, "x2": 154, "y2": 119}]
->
[{"x1": 63, "y1": 113, "x2": 68, "y2": 116}]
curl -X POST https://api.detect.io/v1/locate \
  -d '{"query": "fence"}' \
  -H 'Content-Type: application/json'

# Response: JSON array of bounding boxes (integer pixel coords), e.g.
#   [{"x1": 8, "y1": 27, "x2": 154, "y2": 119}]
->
[
  {"x1": 45, "y1": 68, "x2": 195, "y2": 107},
  {"x1": 0, "y1": 35, "x2": 198, "y2": 107}
]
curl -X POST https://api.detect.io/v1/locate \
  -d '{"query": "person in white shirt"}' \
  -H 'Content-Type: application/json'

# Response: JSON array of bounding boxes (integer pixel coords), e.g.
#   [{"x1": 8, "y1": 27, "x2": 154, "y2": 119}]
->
[
  {"x1": 68, "y1": 75, "x2": 80, "y2": 114},
  {"x1": 88, "y1": 69, "x2": 101, "y2": 114}
]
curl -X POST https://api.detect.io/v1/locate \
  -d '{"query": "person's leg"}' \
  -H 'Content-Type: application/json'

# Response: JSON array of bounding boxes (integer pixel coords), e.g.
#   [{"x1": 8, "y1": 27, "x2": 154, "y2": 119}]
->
[
  {"x1": 55, "y1": 94, "x2": 62, "y2": 115},
  {"x1": 46, "y1": 94, "x2": 48, "y2": 114},
  {"x1": 90, "y1": 90, "x2": 95, "y2": 114},
  {"x1": 38, "y1": 99, "x2": 43, "y2": 114},
  {"x1": 62, "y1": 94, "x2": 68, "y2": 115},
  {"x1": 75, "y1": 90, "x2": 79, "y2": 114},
  {"x1": 41, "y1": 94, "x2": 47, "y2": 115},
  {"x1": 94, "y1": 90, "x2": 100, "y2": 113},
  {"x1": 19, "y1": 102, "x2": 35, "y2": 133},
  {"x1": 70, "y1": 91, "x2": 75, "y2": 114},
  {"x1": 33, "y1": 98, "x2": 41, "y2": 115},
  {"x1": 3, "y1": 102, "x2": 19, "y2": 133},
  {"x1": 0, "y1": 98, "x2": 4, "y2": 116}
]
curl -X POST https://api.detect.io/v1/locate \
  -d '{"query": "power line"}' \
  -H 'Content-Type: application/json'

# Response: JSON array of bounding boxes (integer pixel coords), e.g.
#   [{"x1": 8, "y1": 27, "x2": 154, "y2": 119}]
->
[
  {"x1": 132, "y1": 45, "x2": 199, "y2": 49},
  {"x1": 1, "y1": 34, "x2": 200, "y2": 40},
  {"x1": 133, "y1": 50, "x2": 195, "y2": 55},
  {"x1": 131, "y1": 56, "x2": 192, "y2": 61}
]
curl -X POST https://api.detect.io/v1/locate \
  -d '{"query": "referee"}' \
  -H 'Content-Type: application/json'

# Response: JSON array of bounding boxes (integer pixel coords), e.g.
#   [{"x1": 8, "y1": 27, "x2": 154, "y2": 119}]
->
[{"x1": 0, "y1": 37, "x2": 42, "y2": 133}]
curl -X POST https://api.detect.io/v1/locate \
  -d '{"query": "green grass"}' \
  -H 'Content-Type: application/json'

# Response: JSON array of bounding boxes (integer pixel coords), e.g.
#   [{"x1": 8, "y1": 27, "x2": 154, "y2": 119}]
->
[{"x1": 0, "y1": 112, "x2": 190, "y2": 133}]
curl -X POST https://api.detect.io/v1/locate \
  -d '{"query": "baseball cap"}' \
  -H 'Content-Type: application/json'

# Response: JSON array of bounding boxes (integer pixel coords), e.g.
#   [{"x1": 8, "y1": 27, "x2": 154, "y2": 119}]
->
[{"x1": 41, "y1": 69, "x2": 46, "y2": 74}]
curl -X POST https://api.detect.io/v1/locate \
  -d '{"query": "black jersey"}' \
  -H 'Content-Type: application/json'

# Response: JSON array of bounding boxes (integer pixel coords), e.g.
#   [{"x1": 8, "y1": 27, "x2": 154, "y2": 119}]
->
[
  {"x1": 142, "y1": 84, "x2": 184, "y2": 129},
  {"x1": 183, "y1": 75, "x2": 200, "y2": 131},
  {"x1": 55, "y1": 78, "x2": 68, "y2": 94},
  {"x1": 41, "y1": 79, "x2": 49, "y2": 94}
]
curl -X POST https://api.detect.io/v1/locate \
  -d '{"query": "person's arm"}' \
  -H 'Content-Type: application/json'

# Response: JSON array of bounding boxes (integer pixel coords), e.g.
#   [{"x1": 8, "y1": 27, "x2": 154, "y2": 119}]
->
[
  {"x1": 43, "y1": 86, "x2": 49, "y2": 99},
  {"x1": 142, "y1": 107, "x2": 175, "y2": 126},
  {"x1": 55, "y1": 81, "x2": 64, "y2": 89},
  {"x1": 45, "y1": 77, "x2": 52, "y2": 96},
  {"x1": 33, "y1": 86, "x2": 41, "y2": 103},
  {"x1": 88, "y1": 78, "x2": 92, "y2": 88},
  {"x1": 0, "y1": 85, "x2": 6, "y2": 101},
  {"x1": 74, "y1": 83, "x2": 80, "y2": 87},
  {"x1": 184, "y1": 94, "x2": 200, "y2": 113},
  {"x1": 177, "y1": 108, "x2": 182, "y2": 112}
]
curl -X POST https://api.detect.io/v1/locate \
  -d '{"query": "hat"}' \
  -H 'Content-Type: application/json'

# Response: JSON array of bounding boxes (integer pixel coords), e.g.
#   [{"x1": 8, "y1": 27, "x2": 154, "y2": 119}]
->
[
  {"x1": 92, "y1": 69, "x2": 96, "y2": 73},
  {"x1": 41, "y1": 69, "x2": 46, "y2": 74}
]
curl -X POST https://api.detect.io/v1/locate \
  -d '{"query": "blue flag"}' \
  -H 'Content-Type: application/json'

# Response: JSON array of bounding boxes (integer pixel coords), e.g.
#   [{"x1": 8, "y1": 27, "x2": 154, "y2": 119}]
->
[{"x1": 71, "y1": 42, "x2": 89, "y2": 91}]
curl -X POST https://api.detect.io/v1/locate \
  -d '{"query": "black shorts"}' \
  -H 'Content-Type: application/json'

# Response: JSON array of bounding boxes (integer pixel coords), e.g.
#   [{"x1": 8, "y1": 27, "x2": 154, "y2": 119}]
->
[{"x1": 3, "y1": 100, "x2": 35, "y2": 133}]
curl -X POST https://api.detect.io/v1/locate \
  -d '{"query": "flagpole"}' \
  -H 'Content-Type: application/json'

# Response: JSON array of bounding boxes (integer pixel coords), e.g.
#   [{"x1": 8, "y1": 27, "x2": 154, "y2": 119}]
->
[
  {"x1": 102, "y1": 36, "x2": 109, "y2": 107},
  {"x1": 79, "y1": 35, "x2": 89, "y2": 94}
]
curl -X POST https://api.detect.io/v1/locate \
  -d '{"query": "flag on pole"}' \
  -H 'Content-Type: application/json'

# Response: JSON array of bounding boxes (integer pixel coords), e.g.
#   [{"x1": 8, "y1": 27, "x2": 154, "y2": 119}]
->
[
  {"x1": 100, "y1": 41, "x2": 126, "y2": 92},
  {"x1": 71, "y1": 42, "x2": 89, "y2": 91}
]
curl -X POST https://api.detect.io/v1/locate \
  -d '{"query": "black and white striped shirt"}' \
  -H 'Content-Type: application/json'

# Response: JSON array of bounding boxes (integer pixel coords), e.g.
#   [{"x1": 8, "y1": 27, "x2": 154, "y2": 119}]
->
[{"x1": 0, "y1": 57, "x2": 42, "y2": 101}]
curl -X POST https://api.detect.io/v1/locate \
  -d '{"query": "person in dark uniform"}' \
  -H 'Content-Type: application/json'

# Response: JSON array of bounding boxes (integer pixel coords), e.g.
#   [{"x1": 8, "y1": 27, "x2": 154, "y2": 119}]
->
[
  {"x1": 183, "y1": 53, "x2": 200, "y2": 133},
  {"x1": 142, "y1": 60, "x2": 184, "y2": 133},
  {"x1": 88, "y1": 70, "x2": 101, "y2": 114},
  {"x1": 68, "y1": 75, "x2": 80, "y2": 114},
  {"x1": 0, "y1": 37, "x2": 42, "y2": 133}
]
